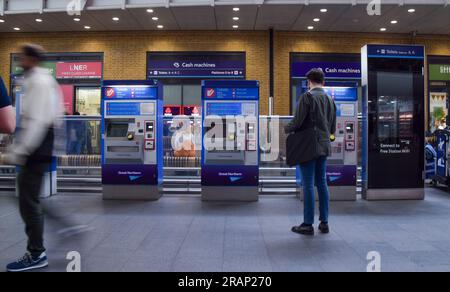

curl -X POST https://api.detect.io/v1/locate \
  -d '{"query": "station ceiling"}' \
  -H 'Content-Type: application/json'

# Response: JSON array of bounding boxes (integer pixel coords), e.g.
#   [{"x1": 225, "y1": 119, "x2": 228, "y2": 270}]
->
[{"x1": 0, "y1": 1, "x2": 449, "y2": 35}]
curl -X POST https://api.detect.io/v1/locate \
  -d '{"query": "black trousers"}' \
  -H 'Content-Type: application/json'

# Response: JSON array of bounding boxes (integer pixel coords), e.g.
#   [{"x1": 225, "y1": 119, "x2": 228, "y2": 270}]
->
[{"x1": 17, "y1": 162, "x2": 49, "y2": 257}]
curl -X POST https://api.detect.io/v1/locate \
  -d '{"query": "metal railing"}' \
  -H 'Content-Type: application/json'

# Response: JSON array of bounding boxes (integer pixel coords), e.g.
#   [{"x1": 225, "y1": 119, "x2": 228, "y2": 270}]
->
[{"x1": 0, "y1": 115, "x2": 362, "y2": 194}]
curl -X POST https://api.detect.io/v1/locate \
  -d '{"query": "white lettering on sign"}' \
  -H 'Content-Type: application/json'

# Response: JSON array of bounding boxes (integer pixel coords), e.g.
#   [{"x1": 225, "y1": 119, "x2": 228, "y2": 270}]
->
[
  {"x1": 70, "y1": 64, "x2": 88, "y2": 71},
  {"x1": 181, "y1": 62, "x2": 216, "y2": 68},
  {"x1": 441, "y1": 66, "x2": 450, "y2": 74}
]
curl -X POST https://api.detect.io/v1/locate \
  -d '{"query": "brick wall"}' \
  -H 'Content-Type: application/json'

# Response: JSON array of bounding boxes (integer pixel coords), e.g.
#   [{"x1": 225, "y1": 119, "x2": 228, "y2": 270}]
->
[
  {"x1": 1, "y1": 30, "x2": 450, "y2": 117},
  {"x1": 0, "y1": 30, "x2": 270, "y2": 112},
  {"x1": 274, "y1": 31, "x2": 450, "y2": 120}
]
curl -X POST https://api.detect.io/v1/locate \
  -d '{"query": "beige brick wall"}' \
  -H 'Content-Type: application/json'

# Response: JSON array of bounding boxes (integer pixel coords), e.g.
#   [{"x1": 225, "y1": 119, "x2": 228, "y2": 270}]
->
[
  {"x1": 0, "y1": 30, "x2": 270, "y2": 113},
  {"x1": 2, "y1": 30, "x2": 450, "y2": 118},
  {"x1": 274, "y1": 31, "x2": 450, "y2": 117}
]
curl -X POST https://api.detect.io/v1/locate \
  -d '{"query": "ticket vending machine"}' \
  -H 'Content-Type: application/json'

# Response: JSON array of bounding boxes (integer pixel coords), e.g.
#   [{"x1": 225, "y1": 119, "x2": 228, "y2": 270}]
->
[
  {"x1": 296, "y1": 87, "x2": 358, "y2": 201},
  {"x1": 362, "y1": 44, "x2": 425, "y2": 200},
  {"x1": 101, "y1": 80, "x2": 163, "y2": 200},
  {"x1": 201, "y1": 80, "x2": 260, "y2": 202}
]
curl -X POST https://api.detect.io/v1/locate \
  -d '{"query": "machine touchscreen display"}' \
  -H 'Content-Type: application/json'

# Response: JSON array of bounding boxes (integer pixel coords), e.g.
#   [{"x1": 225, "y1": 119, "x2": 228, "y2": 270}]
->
[{"x1": 107, "y1": 123, "x2": 129, "y2": 138}]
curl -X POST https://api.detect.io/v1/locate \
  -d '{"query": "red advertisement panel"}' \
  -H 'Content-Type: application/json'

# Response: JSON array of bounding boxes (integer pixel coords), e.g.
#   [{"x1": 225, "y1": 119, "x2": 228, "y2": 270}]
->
[
  {"x1": 59, "y1": 84, "x2": 74, "y2": 115},
  {"x1": 56, "y1": 62, "x2": 102, "y2": 79}
]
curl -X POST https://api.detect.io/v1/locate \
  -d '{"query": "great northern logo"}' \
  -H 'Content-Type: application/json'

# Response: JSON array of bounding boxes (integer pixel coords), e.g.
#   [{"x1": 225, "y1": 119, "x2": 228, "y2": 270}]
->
[{"x1": 106, "y1": 88, "x2": 115, "y2": 98}]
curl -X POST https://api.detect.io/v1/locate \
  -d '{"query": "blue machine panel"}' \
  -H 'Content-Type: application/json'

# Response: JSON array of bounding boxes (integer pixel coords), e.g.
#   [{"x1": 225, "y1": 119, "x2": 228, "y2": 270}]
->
[
  {"x1": 202, "y1": 80, "x2": 260, "y2": 101},
  {"x1": 104, "y1": 86, "x2": 158, "y2": 100},
  {"x1": 323, "y1": 87, "x2": 358, "y2": 102},
  {"x1": 201, "y1": 80, "x2": 260, "y2": 188},
  {"x1": 204, "y1": 87, "x2": 259, "y2": 100},
  {"x1": 106, "y1": 102, "x2": 141, "y2": 116},
  {"x1": 206, "y1": 102, "x2": 243, "y2": 116},
  {"x1": 101, "y1": 80, "x2": 164, "y2": 187}
]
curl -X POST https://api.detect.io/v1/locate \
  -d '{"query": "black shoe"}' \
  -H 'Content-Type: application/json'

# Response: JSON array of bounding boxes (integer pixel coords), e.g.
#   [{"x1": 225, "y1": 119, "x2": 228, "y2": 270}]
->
[
  {"x1": 318, "y1": 222, "x2": 330, "y2": 234},
  {"x1": 291, "y1": 224, "x2": 314, "y2": 236}
]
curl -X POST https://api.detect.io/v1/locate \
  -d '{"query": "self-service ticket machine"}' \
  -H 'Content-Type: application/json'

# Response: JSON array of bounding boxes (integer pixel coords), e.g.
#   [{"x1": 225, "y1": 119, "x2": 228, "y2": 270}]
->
[
  {"x1": 101, "y1": 80, "x2": 163, "y2": 200},
  {"x1": 201, "y1": 80, "x2": 260, "y2": 202},
  {"x1": 296, "y1": 86, "x2": 359, "y2": 201}
]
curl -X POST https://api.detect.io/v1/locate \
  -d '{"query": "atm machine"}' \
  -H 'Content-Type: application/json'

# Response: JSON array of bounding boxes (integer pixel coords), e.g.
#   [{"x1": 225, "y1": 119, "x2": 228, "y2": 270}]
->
[
  {"x1": 201, "y1": 80, "x2": 260, "y2": 201},
  {"x1": 296, "y1": 87, "x2": 358, "y2": 201},
  {"x1": 361, "y1": 44, "x2": 425, "y2": 200},
  {"x1": 101, "y1": 80, "x2": 163, "y2": 200}
]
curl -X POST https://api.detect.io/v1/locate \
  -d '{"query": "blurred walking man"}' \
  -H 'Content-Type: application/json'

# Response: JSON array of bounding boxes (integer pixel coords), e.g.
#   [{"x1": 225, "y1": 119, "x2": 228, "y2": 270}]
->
[{"x1": 3, "y1": 44, "x2": 63, "y2": 272}]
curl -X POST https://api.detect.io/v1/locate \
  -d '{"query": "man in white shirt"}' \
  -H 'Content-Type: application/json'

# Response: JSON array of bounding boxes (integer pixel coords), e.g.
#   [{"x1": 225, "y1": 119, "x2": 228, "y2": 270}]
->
[{"x1": 4, "y1": 44, "x2": 63, "y2": 272}]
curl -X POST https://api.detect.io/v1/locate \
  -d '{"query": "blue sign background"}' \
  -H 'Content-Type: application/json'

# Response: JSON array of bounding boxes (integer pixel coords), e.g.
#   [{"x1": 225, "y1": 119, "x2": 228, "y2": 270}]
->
[
  {"x1": 296, "y1": 165, "x2": 357, "y2": 187},
  {"x1": 367, "y1": 44, "x2": 425, "y2": 59},
  {"x1": 105, "y1": 86, "x2": 158, "y2": 99},
  {"x1": 148, "y1": 53, "x2": 246, "y2": 79},
  {"x1": 292, "y1": 62, "x2": 361, "y2": 79},
  {"x1": 204, "y1": 87, "x2": 259, "y2": 100},
  {"x1": 106, "y1": 102, "x2": 141, "y2": 116},
  {"x1": 206, "y1": 102, "x2": 243, "y2": 116},
  {"x1": 323, "y1": 87, "x2": 358, "y2": 101}
]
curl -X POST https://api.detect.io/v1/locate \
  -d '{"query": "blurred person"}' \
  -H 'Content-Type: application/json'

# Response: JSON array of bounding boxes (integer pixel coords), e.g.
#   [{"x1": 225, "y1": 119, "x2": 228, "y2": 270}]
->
[
  {"x1": 2, "y1": 44, "x2": 89, "y2": 272},
  {"x1": 0, "y1": 76, "x2": 15, "y2": 134},
  {"x1": 285, "y1": 68, "x2": 336, "y2": 236},
  {"x1": 67, "y1": 112, "x2": 85, "y2": 154}
]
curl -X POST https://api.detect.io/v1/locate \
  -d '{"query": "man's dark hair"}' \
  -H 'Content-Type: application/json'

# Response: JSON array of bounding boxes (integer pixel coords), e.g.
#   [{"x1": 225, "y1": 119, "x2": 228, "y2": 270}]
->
[
  {"x1": 21, "y1": 44, "x2": 44, "y2": 61},
  {"x1": 306, "y1": 68, "x2": 325, "y2": 84}
]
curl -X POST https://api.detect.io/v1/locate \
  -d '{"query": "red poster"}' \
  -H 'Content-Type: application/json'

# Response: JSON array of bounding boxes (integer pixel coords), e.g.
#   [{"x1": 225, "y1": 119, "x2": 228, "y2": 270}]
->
[
  {"x1": 59, "y1": 84, "x2": 74, "y2": 115},
  {"x1": 56, "y1": 62, "x2": 103, "y2": 79}
]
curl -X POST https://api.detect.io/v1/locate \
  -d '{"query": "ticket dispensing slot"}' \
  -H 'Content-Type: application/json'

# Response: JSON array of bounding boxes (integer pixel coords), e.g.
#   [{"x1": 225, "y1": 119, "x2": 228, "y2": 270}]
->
[{"x1": 204, "y1": 119, "x2": 245, "y2": 165}]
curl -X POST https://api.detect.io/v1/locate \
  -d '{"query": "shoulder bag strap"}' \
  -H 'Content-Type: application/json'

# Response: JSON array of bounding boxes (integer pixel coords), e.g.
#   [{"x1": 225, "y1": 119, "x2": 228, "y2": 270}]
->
[{"x1": 306, "y1": 92, "x2": 317, "y2": 128}]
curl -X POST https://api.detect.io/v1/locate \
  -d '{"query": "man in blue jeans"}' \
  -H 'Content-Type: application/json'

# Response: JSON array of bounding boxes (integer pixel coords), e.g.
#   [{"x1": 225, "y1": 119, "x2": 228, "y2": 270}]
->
[{"x1": 285, "y1": 69, "x2": 336, "y2": 236}]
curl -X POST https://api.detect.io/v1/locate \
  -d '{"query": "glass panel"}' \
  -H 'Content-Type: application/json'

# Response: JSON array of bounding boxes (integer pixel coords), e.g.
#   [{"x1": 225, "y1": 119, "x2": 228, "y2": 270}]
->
[
  {"x1": 367, "y1": 59, "x2": 424, "y2": 189},
  {"x1": 375, "y1": 71, "x2": 414, "y2": 146},
  {"x1": 183, "y1": 84, "x2": 201, "y2": 106},
  {"x1": 163, "y1": 85, "x2": 182, "y2": 105},
  {"x1": 163, "y1": 116, "x2": 202, "y2": 168},
  {"x1": 75, "y1": 87, "x2": 101, "y2": 116}
]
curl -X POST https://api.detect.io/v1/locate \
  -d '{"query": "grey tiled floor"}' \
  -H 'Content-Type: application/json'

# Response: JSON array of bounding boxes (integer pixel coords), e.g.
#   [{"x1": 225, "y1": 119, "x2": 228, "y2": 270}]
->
[{"x1": 1, "y1": 188, "x2": 450, "y2": 272}]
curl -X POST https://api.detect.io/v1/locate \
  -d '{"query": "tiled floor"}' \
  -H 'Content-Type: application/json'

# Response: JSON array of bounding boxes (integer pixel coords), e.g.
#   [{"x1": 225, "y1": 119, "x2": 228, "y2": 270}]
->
[{"x1": 1, "y1": 188, "x2": 450, "y2": 272}]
